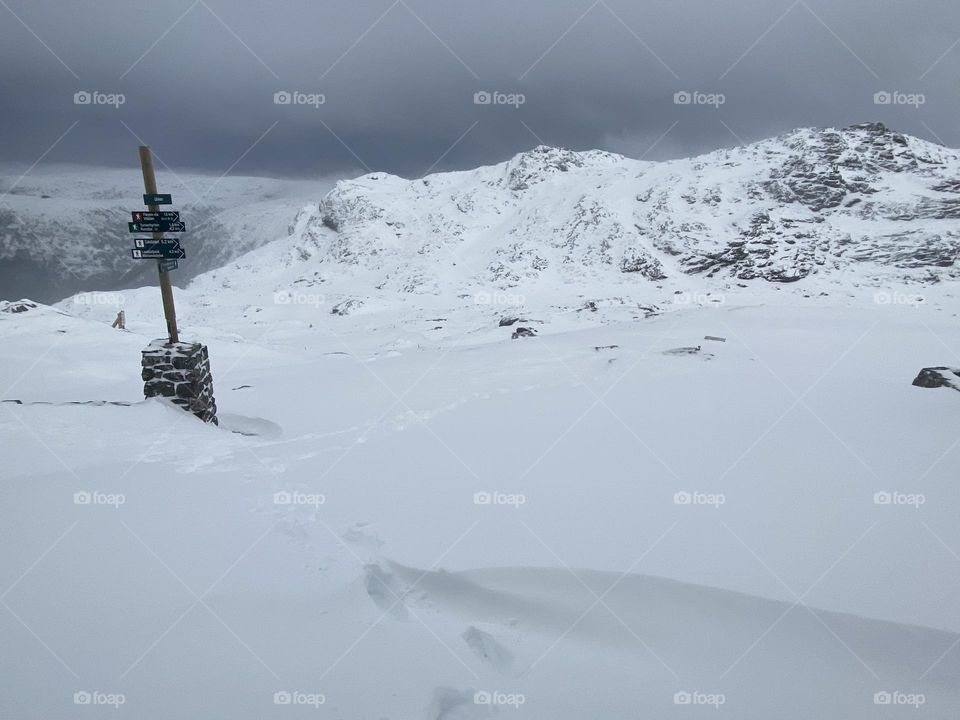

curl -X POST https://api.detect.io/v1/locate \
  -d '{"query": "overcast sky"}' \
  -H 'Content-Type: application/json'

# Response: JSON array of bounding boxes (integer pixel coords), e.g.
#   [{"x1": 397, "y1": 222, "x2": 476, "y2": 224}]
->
[{"x1": 1, "y1": 0, "x2": 958, "y2": 179}]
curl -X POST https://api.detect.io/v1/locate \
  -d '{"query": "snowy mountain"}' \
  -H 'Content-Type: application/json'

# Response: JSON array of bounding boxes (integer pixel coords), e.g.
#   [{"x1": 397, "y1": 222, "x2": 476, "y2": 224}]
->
[
  {"x1": 314, "y1": 122, "x2": 959, "y2": 296},
  {"x1": 54, "y1": 121, "x2": 959, "y2": 343},
  {"x1": 0, "y1": 165, "x2": 335, "y2": 303},
  {"x1": 8, "y1": 123, "x2": 959, "y2": 311}
]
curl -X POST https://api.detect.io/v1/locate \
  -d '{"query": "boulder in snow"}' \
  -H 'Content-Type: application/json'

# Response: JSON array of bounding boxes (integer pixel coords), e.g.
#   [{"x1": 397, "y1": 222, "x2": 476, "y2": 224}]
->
[{"x1": 912, "y1": 367, "x2": 960, "y2": 391}]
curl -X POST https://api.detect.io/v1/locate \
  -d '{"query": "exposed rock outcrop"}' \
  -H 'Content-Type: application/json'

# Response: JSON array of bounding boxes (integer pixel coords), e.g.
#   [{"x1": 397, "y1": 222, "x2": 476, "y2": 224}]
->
[{"x1": 912, "y1": 367, "x2": 960, "y2": 392}]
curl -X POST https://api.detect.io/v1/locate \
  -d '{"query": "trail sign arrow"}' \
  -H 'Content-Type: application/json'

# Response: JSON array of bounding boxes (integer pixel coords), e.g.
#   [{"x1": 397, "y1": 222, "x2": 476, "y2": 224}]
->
[
  {"x1": 129, "y1": 220, "x2": 185, "y2": 233},
  {"x1": 132, "y1": 237, "x2": 183, "y2": 259},
  {"x1": 131, "y1": 245, "x2": 186, "y2": 260},
  {"x1": 143, "y1": 193, "x2": 172, "y2": 205},
  {"x1": 133, "y1": 237, "x2": 181, "y2": 249},
  {"x1": 132, "y1": 211, "x2": 180, "y2": 223}
]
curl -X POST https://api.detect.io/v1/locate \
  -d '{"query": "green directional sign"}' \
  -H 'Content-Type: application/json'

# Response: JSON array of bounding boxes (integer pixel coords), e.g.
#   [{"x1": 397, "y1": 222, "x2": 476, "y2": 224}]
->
[
  {"x1": 133, "y1": 237, "x2": 180, "y2": 249},
  {"x1": 131, "y1": 244, "x2": 186, "y2": 260},
  {"x1": 132, "y1": 211, "x2": 180, "y2": 223},
  {"x1": 129, "y1": 220, "x2": 185, "y2": 233},
  {"x1": 132, "y1": 239, "x2": 183, "y2": 260},
  {"x1": 143, "y1": 193, "x2": 172, "y2": 205},
  {"x1": 158, "y1": 259, "x2": 179, "y2": 272}
]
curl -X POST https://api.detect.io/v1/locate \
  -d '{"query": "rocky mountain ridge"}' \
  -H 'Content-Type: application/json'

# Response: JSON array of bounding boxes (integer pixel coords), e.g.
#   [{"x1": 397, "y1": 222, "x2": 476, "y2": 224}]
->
[{"x1": 312, "y1": 122, "x2": 959, "y2": 294}]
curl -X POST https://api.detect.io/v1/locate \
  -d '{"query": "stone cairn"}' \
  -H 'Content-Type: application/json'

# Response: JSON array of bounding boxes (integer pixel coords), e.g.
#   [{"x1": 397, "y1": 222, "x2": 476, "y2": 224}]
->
[{"x1": 141, "y1": 339, "x2": 218, "y2": 424}]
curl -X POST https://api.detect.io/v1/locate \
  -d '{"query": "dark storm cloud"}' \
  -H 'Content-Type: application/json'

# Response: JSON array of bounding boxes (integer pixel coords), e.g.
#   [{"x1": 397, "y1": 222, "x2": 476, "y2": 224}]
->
[{"x1": 1, "y1": 0, "x2": 958, "y2": 178}]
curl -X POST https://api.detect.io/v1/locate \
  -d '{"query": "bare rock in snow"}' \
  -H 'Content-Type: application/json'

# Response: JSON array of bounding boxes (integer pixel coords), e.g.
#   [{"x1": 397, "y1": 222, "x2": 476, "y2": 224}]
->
[{"x1": 912, "y1": 367, "x2": 960, "y2": 391}]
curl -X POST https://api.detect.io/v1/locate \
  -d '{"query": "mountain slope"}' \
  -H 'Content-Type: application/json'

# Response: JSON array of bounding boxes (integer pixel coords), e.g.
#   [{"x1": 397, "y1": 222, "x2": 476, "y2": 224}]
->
[
  {"x1": 314, "y1": 122, "x2": 959, "y2": 295},
  {"x1": 9, "y1": 123, "x2": 960, "y2": 312},
  {"x1": 0, "y1": 166, "x2": 336, "y2": 303}
]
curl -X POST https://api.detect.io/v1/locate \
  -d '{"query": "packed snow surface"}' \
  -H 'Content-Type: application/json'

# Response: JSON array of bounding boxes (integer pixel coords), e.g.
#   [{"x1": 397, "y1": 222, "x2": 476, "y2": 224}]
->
[
  {"x1": 4, "y1": 292, "x2": 960, "y2": 718},
  {"x1": 4, "y1": 124, "x2": 960, "y2": 718}
]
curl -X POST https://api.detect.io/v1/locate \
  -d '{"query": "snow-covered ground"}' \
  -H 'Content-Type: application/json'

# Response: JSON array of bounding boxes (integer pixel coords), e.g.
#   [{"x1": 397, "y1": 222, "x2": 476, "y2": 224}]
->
[
  {"x1": 4, "y1": 123, "x2": 960, "y2": 717},
  {"x1": 2, "y1": 285, "x2": 960, "y2": 718}
]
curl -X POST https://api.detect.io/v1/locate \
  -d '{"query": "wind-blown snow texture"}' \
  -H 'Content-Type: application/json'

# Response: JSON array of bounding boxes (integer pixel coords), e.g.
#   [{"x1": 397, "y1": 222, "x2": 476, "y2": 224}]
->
[{"x1": 3, "y1": 124, "x2": 960, "y2": 719}]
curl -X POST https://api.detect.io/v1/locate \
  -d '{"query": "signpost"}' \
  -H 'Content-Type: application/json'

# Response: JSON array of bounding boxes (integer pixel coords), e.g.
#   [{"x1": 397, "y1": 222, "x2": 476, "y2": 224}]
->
[
  {"x1": 132, "y1": 211, "x2": 180, "y2": 223},
  {"x1": 131, "y1": 238, "x2": 185, "y2": 260},
  {"x1": 129, "y1": 220, "x2": 185, "y2": 233},
  {"x1": 132, "y1": 147, "x2": 216, "y2": 426},
  {"x1": 132, "y1": 247, "x2": 186, "y2": 260},
  {"x1": 137, "y1": 146, "x2": 179, "y2": 343},
  {"x1": 133, "y1": 237, "x2": 182, "y2": 250}
]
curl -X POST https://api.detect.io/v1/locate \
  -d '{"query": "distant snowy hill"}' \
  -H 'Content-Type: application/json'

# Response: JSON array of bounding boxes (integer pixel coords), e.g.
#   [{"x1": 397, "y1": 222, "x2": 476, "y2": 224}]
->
[
  {"x1": 0, "y1": 166, "x2": 334, "y2": 303},
  {"x1": 313, "y1": 122, "x2": 960, "y2": 296},
  {"x1": 8, "y1": 123, "x2": 960, "y2": 310},
  {"x1": 59, "y1": 121, "x2": 957, "y2": 340}
]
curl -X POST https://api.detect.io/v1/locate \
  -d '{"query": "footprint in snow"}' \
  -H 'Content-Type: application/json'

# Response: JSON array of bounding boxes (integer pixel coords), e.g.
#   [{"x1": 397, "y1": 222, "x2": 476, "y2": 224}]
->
[
  {"x1": 343, "y1": 522, "x2": 384, "y2": 561},
  {"x1": 364, "y1": 563, "x2": 409, "y2": 620},
  {"x1": 429, "y1": 687, "x2": 492, "y2": 719},
  {"x1": 461, "y1": 626, "x2": 518, "y2": 676}
]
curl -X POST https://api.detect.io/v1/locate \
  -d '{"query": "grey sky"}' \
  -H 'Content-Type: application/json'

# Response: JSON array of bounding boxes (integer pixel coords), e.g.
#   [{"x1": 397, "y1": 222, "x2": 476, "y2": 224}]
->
[{"x1": 1, "y1": 0, "x2": 957, "y2": 179}]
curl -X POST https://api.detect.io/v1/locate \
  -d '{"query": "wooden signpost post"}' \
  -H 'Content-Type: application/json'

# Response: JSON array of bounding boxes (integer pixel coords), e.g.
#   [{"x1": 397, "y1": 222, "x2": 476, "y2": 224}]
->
[
  {"x1": 136, "y1": 145, "x2": 180, "y2": 344},
  {"x1": 131, "y1": 145, "x2": 218, "y2": 424}
]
